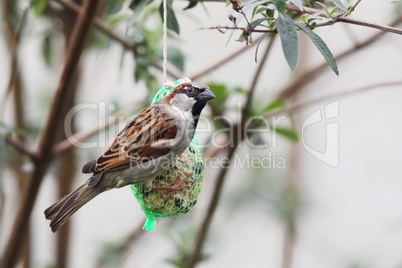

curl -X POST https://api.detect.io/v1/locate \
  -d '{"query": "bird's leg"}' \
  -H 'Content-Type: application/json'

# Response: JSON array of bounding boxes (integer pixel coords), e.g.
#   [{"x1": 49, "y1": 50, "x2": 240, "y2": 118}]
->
[
  {"x1": 152, "y1": 176, "x2": 189, "y2": 192},
  {"x1": 156, "y1": 173, "x2": 192, "y2": 203}
]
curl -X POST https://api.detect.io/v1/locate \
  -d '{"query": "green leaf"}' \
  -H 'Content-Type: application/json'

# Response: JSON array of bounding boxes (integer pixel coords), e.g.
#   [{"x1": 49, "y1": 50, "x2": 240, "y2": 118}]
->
[
  {"x1": 127, "y1": 0, "x2": 152, "y2": 35},
  {"x1": 255, "y1": 7, "x2": 268, "y2": 15},
  {"x1": 249, "y1": 17, "x2": 275, "y2": 30},
  {"x1": 208, "y1": 83, "x2": 229, "y2": 104},
  {"x1": 272, "y1": 127, "x2": 299, "y2": 142},
  {"x1": 184, "y1": 0, "x2": 198, "y2": 10},
  {"x1": 30, "y1": 0, "x2": 48, "y2": 16},
  {"x1": 107, "y1": 0, "x2": 125, "y2": 14},
  {"x1": 264, "y1": 99, "x2": 286, "y2": 112},
  {"x1": 276, "y1": 15, "x2": 299, "y2": 71},
  {"x1": 296, "y1": 23, "x2": 338, "y2": 75},
  {"x1": 166, "y1": 47, "x2": 185, "y2": 72},
  {"x1": 265, "y1": 6, "x2": 275, "y2": 17},
  {"x1": 254, "y1": 33, "x2": 267, "y2": 62},
  {"x1": 290, "y1": 0, "x2": 304, "y2": 11},
  {"x1": 306, "y1": 13, "x2": 323, "y2": 23},
  {"x1": 107, "y1": 14, "x2": 129, "y2": 29},
  {"x1": 159, "y1": 0, "x2": 180, "y2": 34},
  {"x1": 331, "y1": 0, "x2": 349, "y2": 13},
  {"x1": 271, "y1": 0, "x2": 286, "y2": 13},
  {"x1": 329, "y1": 6, "x2": 339, "y2": 16},
  {"x1": 234, "y1": 86, "x2": 247, "y2": 94},
  {"x1": 129, "y1": 0, "x2": 150, "y2": 11},
  {"x1": 316, "y1": 2, "x2": 330, "y2": 18},
  {"x1": 42, "y1": 33, "x2": 53, "y2": 67},
  {"x1": 237, "y1": 33, "x2": 246, "y2": 42}
]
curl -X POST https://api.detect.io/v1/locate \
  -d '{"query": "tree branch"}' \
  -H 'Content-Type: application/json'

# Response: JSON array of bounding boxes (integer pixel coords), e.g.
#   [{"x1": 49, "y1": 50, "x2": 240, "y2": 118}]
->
[
  {"x1": 190, "y1": 34, "x2": 265, "y2": 80},
  {"x1": 336, "y1": 16, "x2": 402, "y2": 35},
  {"x1": 0, "y1": 0, "x2": 101, "y2": 266},
  {"x1": 51, "y1": 0, "x2": 182, "y2": 79},
  {"x1": 52, "y1": 105, "x2": 141, "y2": 156},
  {"x1": 5, "y1": 138, "x2": 38, "y2": 163},
  {"x1": 349, "y1": 0, "x2": 363, "y2": 14},
  {"x1": 186, "y1": 36, "x2": 276, "y2": 268},
  {"x1": 285, "y1": 81, "x2": 402, "y2": 116},
  {"x1": 196, "y1": 1, "x2": 402, "y2": 36},
  {"x1": 202, "y1": 14, "x2": 402, "y2": 37},
  {"x1": 0, "y1": 6, "x2": 28, "y2": 118},
  {"x1": 286, "y1": 3, "x2": 402, "y2": 35}
]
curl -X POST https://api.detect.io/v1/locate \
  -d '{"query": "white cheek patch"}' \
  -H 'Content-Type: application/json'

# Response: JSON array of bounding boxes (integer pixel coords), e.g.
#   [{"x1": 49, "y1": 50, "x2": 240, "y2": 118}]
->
[{"x1": 170, "y1": 93, "x2": 196, "y2": 111}]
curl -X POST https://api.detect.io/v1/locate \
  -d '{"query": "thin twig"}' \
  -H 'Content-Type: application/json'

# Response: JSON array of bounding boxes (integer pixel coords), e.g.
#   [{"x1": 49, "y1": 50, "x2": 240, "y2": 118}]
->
[
  {"x1": 5, "y1": 138, "x2": 38, "y2": 163},
  {"x1": 95, "y1": 221, "x2": 146, "y2": 268},
  {"x1": 199, "y1": 25, "x2": 276, "y2": 33},
  {"x1": 197, "y1": 1, "x2": 402, "y2": 36},
  {"x1": 52, "y1": 117, "x2": 119, "y2": 156},
  {"x1": 0, "y1": 186, "x2": 5, "y2": 248},
  {"x1": 281, "y1": 220, "x2": 297, "y2": 268},
  {"x1": 52, "y1": 105, "x2": 141, "y2": 157},
  {"x1": 287, "y1": 3, "x2": 402, "y2": 35},
  {"x1": 286, "y1": 81, "x2": 402, "y2": 115},
  {"x1": 186, "y1": 36, "x2": 276, "y2": 268},
  {"x1": 0, "y1": 6, "x2": 29, "y2": 119},
  {"x1": 190, "y1": 34, "x2": 264, "y2": 80},
  {"x1": 202, "y1": 16, "x2": 402, "y2": 36},
  {"x1": 0, "y1": 0, "x2": 101, "y2": 266},
  {"x1": 336, "y1": 16, "x2": 402, "y2": 35},
  {"x1": 52, "y1": 0, "x2": 182, "y2": 79},
  {"x1": 349, "y1": 0, "x2": 363, "y2": 14}
]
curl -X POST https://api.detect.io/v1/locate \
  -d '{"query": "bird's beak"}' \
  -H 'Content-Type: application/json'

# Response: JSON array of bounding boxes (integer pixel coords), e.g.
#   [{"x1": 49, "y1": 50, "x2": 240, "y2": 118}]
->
[{"x1": 198, "y1": 88, "x2": 215, "y2": 102}]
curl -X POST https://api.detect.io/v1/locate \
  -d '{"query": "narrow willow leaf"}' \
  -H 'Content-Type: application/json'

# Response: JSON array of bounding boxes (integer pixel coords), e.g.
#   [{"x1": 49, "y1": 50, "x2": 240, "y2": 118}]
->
[
  {"x1": 249, "y1": 17, "x2": 275, "y2": 29},
  {"x1": 31, "y1": 0, "x2": 48, "y2": 16},
  {"x1": 332, "y1": 0, "x2": 349, "y2": 13},
  {"x1": 184, "y1": 0, "x2": 198, "y2": 10},
  {"x1": 42, "y1": 34, "x2": 53, "y2": 67},
  {"x1": 315, "y1": 2, "x2": 330, "y2": 18},
  {"x1": 290, "y1": 0, "x2": 304, "y2": 11},
  {"x1": 272, "y1": 0, "x2": 286, "y2": 13},
  {"x1": 296, "y1": 23, "x2": 339, "y2": 75},
  {"x1": 276, "y1": 15, "x2": 299, "y2": 71},
  {"x1": 329, "y1": 6, "x2": 339, "y2": 16},
  {"x1": 129, "y1": 0, "x2": 149, "y2": 11},
  {"x1": 264, "y1": 99, "x2": 286, "y2": 112},
  {"x1": 255, "y1": 33, "x2": 268, "y2": 62},
  {"x1": 159, "y1": 0, "x2": 180, "y2": 34},
  {"x1": 273, "y1": 127, "x2": 299, "y2": 142}
]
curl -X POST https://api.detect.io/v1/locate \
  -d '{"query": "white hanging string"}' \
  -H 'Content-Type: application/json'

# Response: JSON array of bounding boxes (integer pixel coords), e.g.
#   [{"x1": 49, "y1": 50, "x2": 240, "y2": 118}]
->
[
  {"x1": 162, "y1": 0, "x2": 191, "y2": 88},
  {"x1": 162, "y1": 0, "x2": 175, "y2": 89}
]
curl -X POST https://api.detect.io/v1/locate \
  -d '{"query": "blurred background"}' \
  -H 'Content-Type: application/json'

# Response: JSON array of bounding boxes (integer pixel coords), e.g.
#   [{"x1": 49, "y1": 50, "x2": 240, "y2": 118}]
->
[{"x1": 1, "y1": 0, "x2": 402, "y2": 267}]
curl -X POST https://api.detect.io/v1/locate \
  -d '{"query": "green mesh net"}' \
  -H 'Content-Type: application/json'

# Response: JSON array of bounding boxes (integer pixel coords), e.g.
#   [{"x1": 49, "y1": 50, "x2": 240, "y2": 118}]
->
[{"x1": 131, "y1": 81, "x2": 204, "y2": 232}]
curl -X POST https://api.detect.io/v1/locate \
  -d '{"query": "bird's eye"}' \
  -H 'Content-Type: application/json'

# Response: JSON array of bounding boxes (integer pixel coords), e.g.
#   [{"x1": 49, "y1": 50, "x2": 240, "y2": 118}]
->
[{"x1": 187, "y1": 87, "x2": 194, "y2": 93}]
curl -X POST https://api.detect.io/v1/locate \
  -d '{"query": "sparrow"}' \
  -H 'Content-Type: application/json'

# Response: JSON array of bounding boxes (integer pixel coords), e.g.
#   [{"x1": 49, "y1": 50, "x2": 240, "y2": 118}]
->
[{"x1": 44, "y1": 82, "x2": 215, "y2": 232}]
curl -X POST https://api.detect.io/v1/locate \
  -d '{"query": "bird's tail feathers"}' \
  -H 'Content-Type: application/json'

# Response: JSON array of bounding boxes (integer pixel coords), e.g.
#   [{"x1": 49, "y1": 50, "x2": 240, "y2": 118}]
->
[{"x1": 44, "y1": 179, "x2": 100, "y2": 232}]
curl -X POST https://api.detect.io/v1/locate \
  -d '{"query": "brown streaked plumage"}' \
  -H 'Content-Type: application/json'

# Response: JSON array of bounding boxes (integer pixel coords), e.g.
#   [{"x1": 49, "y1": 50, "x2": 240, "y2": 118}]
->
[{"x1": 44, "y1": 82, "x2": 215, "y2": 232}]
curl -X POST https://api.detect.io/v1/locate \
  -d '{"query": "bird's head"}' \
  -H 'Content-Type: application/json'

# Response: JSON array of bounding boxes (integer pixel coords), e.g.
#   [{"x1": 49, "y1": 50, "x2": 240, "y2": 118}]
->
[{"x1": 165, "y1": 82, "x2": 215, "y2": 116}]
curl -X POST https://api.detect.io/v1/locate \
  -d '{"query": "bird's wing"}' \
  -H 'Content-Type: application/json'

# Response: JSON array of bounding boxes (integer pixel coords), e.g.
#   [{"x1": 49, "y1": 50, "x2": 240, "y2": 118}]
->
[{"x1": 95, "y1": 104, "x2": 178, "y2": 173}]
